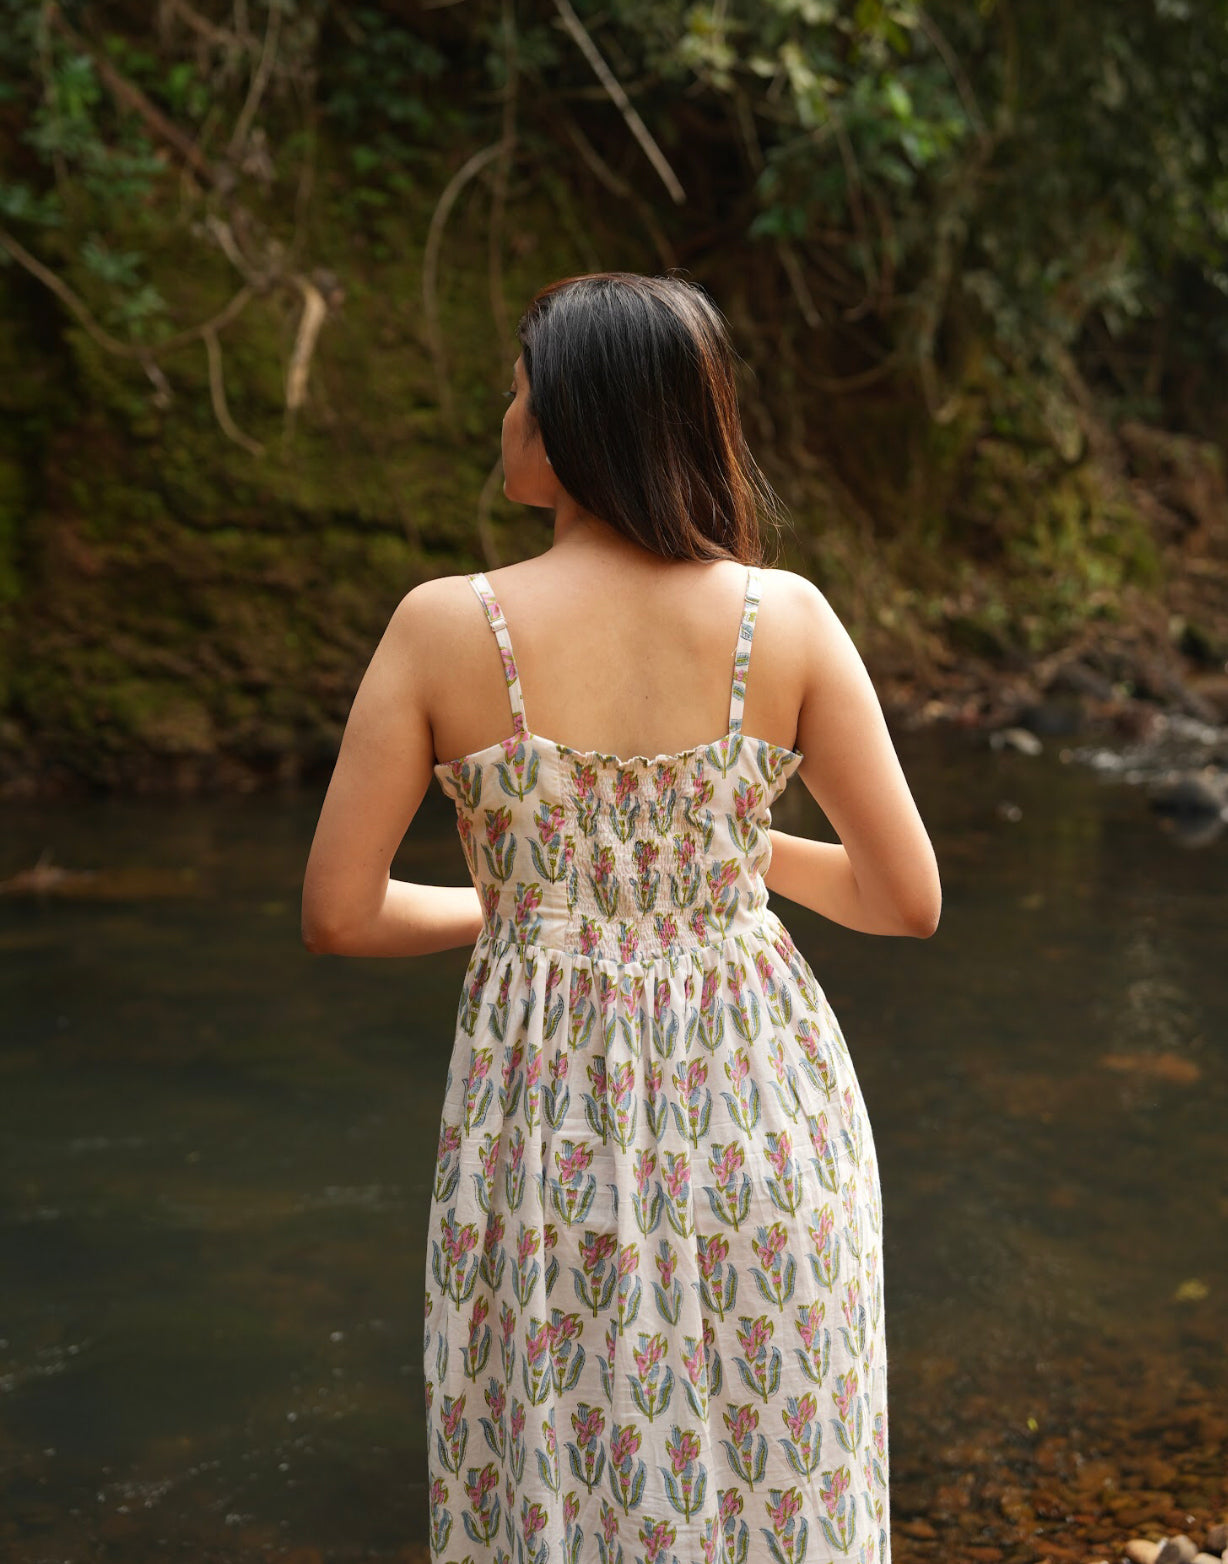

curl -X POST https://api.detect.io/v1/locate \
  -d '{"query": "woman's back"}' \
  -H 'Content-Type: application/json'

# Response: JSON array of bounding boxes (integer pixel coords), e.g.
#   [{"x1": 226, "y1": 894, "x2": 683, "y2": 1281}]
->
[{"x1": 424, "y1": 551, "x2": 807, "y2": 769}]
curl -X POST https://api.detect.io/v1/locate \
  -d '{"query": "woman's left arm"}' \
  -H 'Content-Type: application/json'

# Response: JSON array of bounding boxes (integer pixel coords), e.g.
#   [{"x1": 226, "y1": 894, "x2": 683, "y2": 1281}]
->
[{"x1": 301, "y1": 583, "x2": 482, "y2": 957}]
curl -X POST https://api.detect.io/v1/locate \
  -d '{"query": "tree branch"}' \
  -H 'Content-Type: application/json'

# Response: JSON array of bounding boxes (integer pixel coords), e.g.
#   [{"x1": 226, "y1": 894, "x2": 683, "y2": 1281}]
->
[
  {"x1": 203, "y1": 324, "x2": 264, "y2": 455},
  {"x1": 283, "y1": 271, "x2": 337, "y2": 445},
  {"x1": 552, "y1": 0, "x2": 686, "y2": 205},
  {"x1": 228, "y1": 0, "x2": 281, "y2": 160},
  {"x1": 559, "y1": 111, "x2": 677, "y2": 269},
  {"x1": 423, "y1": 142, "x2": 505, "y2": 427}
]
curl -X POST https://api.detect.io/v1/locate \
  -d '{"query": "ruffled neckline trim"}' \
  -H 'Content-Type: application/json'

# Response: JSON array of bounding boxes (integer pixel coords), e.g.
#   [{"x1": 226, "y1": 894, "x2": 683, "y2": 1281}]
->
[{"x1": 433, "y1": 727, "x2": 804, "y2": 775}]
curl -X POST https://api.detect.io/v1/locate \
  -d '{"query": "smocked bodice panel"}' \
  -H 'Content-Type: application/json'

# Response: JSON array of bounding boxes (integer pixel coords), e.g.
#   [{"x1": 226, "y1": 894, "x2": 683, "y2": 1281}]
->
[
  {"x1": 433, "y1": 564, "x2": 803, "y2": 963},
  {"x1": 435, "y1": 730, "x2": 802, "y2": 963}
]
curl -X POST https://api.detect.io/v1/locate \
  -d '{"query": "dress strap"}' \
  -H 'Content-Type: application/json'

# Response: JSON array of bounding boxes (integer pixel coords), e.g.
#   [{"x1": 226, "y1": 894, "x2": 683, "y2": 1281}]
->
[
  {"x1": 466, "y1": 572, "x2": 529, "y2": 738},
  {"x1": 728, "y1": 565, "x2": 762, "y2": 734}
]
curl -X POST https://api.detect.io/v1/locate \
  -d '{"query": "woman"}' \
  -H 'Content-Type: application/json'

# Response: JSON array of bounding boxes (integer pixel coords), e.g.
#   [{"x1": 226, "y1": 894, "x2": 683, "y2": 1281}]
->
[{"x1": 302, "y1": 272, "x2": 941, "y2": 1564}]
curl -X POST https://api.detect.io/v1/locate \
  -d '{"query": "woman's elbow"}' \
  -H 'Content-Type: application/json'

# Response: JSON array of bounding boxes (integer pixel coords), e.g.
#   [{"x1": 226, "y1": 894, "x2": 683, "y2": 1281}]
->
[
  {"x1": 905, "y1": 902, "x2": 941, "y2": 938},
  {"x1": 302, "y1": 915, "x2": 337, "y2": 954},
  {"x1": 302, "y1": 900, "x2": 352, "y2": 955},
  {"x1": 900, "y1": 883, "x2": 942, "y2": 938},
  {"x1": 303, "y1": 926, "x2": 329, "y2": 954}
]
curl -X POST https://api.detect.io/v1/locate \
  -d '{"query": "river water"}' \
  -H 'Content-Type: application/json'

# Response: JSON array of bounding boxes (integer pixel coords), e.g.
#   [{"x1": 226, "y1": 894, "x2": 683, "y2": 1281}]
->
[{"x1": 2, "y1": 728, "x2": 1225, "y2": 1562}]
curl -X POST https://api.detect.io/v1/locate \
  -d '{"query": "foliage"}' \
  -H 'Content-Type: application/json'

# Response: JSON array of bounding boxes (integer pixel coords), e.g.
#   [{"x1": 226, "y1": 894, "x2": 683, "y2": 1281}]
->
[
  {"x1": 1, "y1": 0, "x2": 1224, "y2": 427},
  {"x1": 0, "y1": 0, "x2": 1225, "y2": 785}
]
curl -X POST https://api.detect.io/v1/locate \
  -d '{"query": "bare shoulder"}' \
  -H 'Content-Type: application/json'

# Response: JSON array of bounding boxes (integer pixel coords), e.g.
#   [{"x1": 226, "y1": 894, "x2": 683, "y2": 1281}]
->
[
  {"x1": 757, "y1": 567, "x2": 849, "y2": 650},
  {"x1": 390, "y1": 572, "x2": 479, "y2": 634},
  {"x1": 390, "y1": 571, "x2": 490, "y2": 657},
  {"x1": 380, "y1": 573, "x2": 491, "y2": 702}
]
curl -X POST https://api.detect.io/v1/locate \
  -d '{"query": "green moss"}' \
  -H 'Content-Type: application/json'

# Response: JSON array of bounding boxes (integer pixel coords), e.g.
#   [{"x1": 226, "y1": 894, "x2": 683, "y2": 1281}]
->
[{"x1": 103, "y1": 680, "x2": 217, "y2": 754}]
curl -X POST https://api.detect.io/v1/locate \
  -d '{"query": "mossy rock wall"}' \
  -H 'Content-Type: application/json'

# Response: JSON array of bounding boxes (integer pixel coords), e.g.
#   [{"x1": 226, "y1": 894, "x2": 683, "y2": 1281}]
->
[{"x1": 0, "y1": 160, "x2": 1209, "y2": 795}]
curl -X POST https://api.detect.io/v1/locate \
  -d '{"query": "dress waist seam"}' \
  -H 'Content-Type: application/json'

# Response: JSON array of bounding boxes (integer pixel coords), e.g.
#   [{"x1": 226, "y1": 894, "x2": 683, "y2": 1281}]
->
[{"x1": 470, "y1": 912, "x2": 786, "y2": 971}]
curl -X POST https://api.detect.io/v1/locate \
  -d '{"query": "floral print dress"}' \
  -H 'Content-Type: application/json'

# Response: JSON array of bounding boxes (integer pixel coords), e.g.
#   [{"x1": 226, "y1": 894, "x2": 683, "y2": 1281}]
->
[{"x1": 427, "y1": 566, "x2": 890, "y2": 1564}]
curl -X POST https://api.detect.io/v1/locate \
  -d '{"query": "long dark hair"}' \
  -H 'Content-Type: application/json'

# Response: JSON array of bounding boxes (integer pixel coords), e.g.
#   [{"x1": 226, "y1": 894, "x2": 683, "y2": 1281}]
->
[{"x1": 515, "y1": 272, "x2": 783, "y2": 565}]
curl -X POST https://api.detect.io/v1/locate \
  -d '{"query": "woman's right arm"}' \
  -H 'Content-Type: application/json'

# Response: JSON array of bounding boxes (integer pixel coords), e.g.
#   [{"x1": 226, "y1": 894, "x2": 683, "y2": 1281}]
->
[{"x1": 762, "y1": 575, "x2": 942, "y2": 938}]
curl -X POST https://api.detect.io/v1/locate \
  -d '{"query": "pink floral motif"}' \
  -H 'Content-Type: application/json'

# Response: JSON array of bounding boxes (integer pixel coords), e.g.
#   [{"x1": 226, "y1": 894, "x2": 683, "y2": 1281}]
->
[
  {"x1": 833, "y1": 1365, "x2": 859, "y2": 1421},
  {"x1": 797, "y1": 1299, "x2": 826, "y2": 1349},
  {"x1": 753, "y1": 1222, "x2": 788, "y2": 1269},
  {"x1": 633, "y1": 838, "x2": 659, "y2": 875},
  {"x1": 783, "y1": 1392, "x2": 818, "y2": 1441},
  {"x1": 614, "y1": 769, "x2": 639, "y2": 809},
  {"x1": 639, "y1": 1516, "x2": 677, "y2": 1564},
  {"x1": 482, "y1": 1213, "x2": 505, "y2": 1257},
  {"x1": 735, "y1": 1314, "x2": 772, "y2": 1359},
  {"x1": 441, "y1": 1213, "x2": 478, "y2": 1268},
  {"x1": 766, "y1": 1128, "x2": 792, "y2": 1178},
  {"x1": 723, "y1": 1403, "x2": 758, "y2": 1444},
  {"x1": 610, "y1": 1423, "x2": 641, "y2": 1467},
  {"x1": 633, "y1": 1332, "x2": 667, "y2": 1378},
  {"x1": 580, "y1": 1231, "x2": 616, "y2": 1271},
  {"x1": 571, "y1": 1402, "x2": 605, "y2": 1445},
  {"x1": 820, "y1": 1466, "x2": 850, "y2": 1517},
  {"x1": 662, "y1": 1150, "x2": 691, "y2": 1202},
  {"x1": 466, "y1": 1462, "x2": 498, "y2": 1506},
  {"x1": 733, "y1": 777, "x2": 764, "y2": 821},
  {"x1": 666, "y1": 1426, "x2": 701, "y2": 1475},
  {"x1": 555, "y1": 1142, "x2": 592, "y2": 1184},
  {"x1": 697, "y1": 1233, "x2": 728, "y2": 1279},
  {"x1": 521, "y1": 1499, "x2": 548, "y2": 1543},
  {"x1": 767, "y1": 1488, "x2": 802, "y2": 1528},
  {"x1": 535, "y1": 802, "x2": 565, "y2": 844}
]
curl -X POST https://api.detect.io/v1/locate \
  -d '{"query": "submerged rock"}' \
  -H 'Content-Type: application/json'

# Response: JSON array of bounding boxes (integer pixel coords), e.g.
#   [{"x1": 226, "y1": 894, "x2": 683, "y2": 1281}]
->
[{"x1": 1148, "y1": 770, "x2": 1228, "y2": 819}]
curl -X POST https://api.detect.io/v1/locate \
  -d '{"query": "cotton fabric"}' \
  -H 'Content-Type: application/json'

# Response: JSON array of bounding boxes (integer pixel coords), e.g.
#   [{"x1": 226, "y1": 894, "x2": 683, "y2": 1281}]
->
[{"x1": 426, "y1": 567, "x2": 890, "y2": 1564}]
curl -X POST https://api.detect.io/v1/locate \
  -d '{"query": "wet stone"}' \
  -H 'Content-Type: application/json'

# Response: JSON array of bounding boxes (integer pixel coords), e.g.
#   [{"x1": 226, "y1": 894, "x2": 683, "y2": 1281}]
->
[{"x1": 933, "y1": 1480, "x2": 974, "y2": 1514}]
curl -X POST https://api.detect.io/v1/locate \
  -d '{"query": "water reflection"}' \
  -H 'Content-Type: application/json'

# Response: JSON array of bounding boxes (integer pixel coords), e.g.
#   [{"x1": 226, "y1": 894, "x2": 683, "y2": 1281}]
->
[{"x1": 1, "y1": 730, "x2": 1224, "y2": 1561}]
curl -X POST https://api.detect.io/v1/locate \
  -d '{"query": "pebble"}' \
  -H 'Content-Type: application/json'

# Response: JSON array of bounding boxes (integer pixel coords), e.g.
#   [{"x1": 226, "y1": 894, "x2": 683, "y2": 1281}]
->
[
  {"x1": 990, "y1": 726, "x2": 1044, "y2": 755},
  {"x1": 1156, "y1": 1538, "x2": 1200, "y2": 1564},
  {"x1": 1125, "y1": 1544, "x2": 1160, "y2": 1564},
  {"x1": 1208, "y1": 1526, "x2": 1228, "y2": 1554}
]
